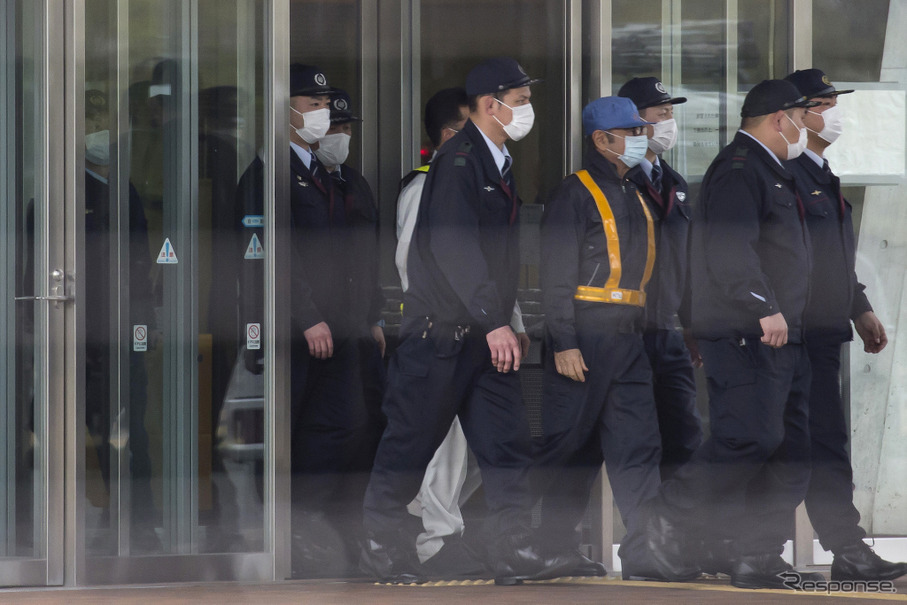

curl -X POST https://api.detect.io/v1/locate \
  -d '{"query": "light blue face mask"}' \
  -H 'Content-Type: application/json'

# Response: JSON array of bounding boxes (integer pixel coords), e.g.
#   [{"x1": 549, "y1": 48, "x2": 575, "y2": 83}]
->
[{"x1": 606, "y1": 131, "x2": 649, "y2": 168}]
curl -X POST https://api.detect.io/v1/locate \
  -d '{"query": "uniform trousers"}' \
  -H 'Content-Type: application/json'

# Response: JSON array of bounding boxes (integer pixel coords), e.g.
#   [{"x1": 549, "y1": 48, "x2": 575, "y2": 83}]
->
[
  {"x1": 804, "y1": 336, "x2": 865, "y2": 552},
  {"x1": 658, "y1": 338, "x2": 812, "y2": 556},
  {"x1": 535, "y1": 311, "x2": 662, "y2": 565},
  {"x1": 363, "y1": 319, "x2": 534, "y2": 542},
  {"x1": 643, "y1": 329, "x2": 703, "y2": 479}
]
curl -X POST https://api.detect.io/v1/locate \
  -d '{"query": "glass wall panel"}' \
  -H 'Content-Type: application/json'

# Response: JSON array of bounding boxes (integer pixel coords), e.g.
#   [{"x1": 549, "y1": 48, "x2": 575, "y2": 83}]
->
[
  {"x1": 1, "y1": 0, "x2": 46, "y2": 566},
  {"x1": 80, "y1": 0, "x2": 268, "y2": 564},
  {"x1": 420, "y1": 0, "x2": 567, "y2": 210}
]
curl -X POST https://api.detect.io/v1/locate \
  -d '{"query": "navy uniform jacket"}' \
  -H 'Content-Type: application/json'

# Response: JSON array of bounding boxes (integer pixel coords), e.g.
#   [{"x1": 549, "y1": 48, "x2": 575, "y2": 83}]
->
[
  {"x1": 404, "y1": 119, "x2": 520, "y2": 334},
  {"x1": 627, "y1": 158, "x2": 692, "y2": 330},
  {"x1": 236, "y1": 149, "x2": 376, "y2": 348},
  {"x1": 540, "y1": 147, "x2": 651, "y2": 352},
  {"x1": 785, "y1": 154, "x2": 872, "y2": 341},
  {"x1": 330, "y1": 163, "x2": 385, "y2": 329},
  {"x1": 691, "y1": 131, "x2": 811, "y2": 341}
]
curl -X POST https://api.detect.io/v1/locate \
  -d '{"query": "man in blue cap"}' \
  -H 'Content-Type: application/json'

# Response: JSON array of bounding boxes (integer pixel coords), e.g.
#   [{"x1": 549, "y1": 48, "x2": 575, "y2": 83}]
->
[
  {"x1": 618, "y1": 77, "x2": 703, "y2": 482},
  {"x1": 784, "y1": 68, "x2": 905, "y2": 583},
  {"x1": 361, "y1": 56, "x2": 566, "y2": 585},
  {"x1": 644, "y1": 80, "x2": 827, "y2": 589},
  {"x1": 536, "y1": 95, "x2": 665, "y2": 580}
]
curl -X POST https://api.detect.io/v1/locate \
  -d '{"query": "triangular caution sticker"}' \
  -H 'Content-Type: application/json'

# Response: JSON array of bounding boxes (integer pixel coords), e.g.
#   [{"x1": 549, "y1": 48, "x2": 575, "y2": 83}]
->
[
  {"x1": 244, "y1": 233, "x2": 264, "y2": 260},
  {"x1": 156, "y1": 238, "x2": 179, "y2": 264}
]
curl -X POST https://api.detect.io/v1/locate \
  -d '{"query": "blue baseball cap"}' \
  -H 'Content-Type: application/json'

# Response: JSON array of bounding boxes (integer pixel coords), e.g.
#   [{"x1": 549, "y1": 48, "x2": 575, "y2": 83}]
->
[
  {"x1": 465, "y1": 57, "x2": 542, "y2": 96},
  {"x1": 582, "y1": 96, "x2": 654, "y2": 135}
]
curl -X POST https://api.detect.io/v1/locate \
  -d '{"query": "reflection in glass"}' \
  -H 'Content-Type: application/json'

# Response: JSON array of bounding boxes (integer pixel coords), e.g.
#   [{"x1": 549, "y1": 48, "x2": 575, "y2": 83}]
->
[
  {"x1": 81, "y1": 0, "x2": 267, "y2": 559},
  {"x1": 2, "y1": 0, "x2": 43, "y2": 560}
]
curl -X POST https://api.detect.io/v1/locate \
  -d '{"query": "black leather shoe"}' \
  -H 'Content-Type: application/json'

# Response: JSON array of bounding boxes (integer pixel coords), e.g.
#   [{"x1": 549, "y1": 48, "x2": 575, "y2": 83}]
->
[
  {"x1": 543, "y1": 549, "x2": 607, "y2": 578},
  {"x1": 831, "y1": 542, "x2": 907, "y2": 582},
  {"x1": 730, "y1": 553, "x2": 825, "y2": 589},
  {"x1": 642, "y1": 501, "x2": 701, "y2": 581},
  {"x1": 697, "y1": 538, "x2": 735, "y2": 576},
  {"x1": 489, "y1": 538, "x2": 547, "y2": 585},
  {"x1": 359, "y1": 532, "x2": 425, "y2": 584}
]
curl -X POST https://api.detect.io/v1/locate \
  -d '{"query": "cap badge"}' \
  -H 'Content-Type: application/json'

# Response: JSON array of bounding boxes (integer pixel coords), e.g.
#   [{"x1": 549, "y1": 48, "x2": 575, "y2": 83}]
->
[
  {"x1": 314, "y1": 73, "x2": 327, "y2": 86},
  {"x1": 655, "y1": 82, "x2": 667, "y2": 94},
  {"x1": 822, "y1": 75, "x2": 831, "y2": 86},
  {"x1": 335, "y1": 98, "x2": 349, "y2": 111}
]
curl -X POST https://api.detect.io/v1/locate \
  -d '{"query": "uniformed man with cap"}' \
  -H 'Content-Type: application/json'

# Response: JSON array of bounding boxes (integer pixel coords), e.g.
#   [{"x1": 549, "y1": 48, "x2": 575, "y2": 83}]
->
[
  {"x1": 783, "y1": 68, "x2": 906, "y2": 583},
  {"x1": 643, "y1": 80, "x2": 826, "y2": 589},
  {"x1": 618, "y1": 77, "x2": 703, "y2": 480},
  {"x1": 361, "y1": 56, "x2": 564, "y2": 585},
  {"x1": 536, "y1": 95, "x2": 664, "y2": 580},
  {"x1": 236, "y1": 64, "x2": 370, "y2": 577}
]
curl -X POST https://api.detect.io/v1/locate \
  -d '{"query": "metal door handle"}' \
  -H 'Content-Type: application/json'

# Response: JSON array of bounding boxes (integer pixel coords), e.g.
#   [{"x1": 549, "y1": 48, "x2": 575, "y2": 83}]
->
[{"x1": 15, "y1": 286, "x2": 72, "y2": 307}]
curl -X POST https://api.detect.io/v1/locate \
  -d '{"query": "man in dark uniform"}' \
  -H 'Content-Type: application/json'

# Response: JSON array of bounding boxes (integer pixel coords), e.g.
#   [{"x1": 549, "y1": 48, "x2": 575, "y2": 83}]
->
[
  {"x1": 645, "y1": 80, "x2": 826, "y2": 589},
  {"x1": 361, "y1": 57, "x2": 561, "y2": 585},
  {"x1": 618, "y1": 77, "x2": 703, "y2": 480},
  {"x1": 784, "y1": 68, "x2": 906, "y2": 582},
  {"x1": 236, "y1": 64, "x2": 373, "y2": 577},
  {"x1": 536, "y1": 96, "x2": 664, "y2": 580}
]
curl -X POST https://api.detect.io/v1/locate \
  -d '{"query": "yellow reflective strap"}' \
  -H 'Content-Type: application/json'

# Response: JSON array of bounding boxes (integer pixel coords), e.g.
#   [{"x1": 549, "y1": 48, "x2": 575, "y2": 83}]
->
[
  {"x1": 575, "y1": 170, "x2": 621, "y2": 291},
  {"x1": 415, "y1": 164, "x2": 430, "y2": 173},
  {"x1": 572, "y1": 170, "x2": 656, "y2": 308},
  {"x1": 635, "y1": 189, "x2": 656, "y2": 295}
]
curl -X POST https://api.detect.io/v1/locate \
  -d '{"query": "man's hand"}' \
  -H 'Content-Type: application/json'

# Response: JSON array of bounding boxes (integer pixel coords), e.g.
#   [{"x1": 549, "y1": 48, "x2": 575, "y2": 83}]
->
[
  {"x1": 487, "y1": 326, "x2": 521, "y2": 373},
  {"x1": 554, "y1": 348, "x2": 589, "y2": 382},
  {"x1": 304, "y1": 321, "x2": 333, "y2": 359},
  {"x1": 854, "y1": 311, "x2": 887, "y2": 354},
  {"x1": 371, "y1": 324, "x2": 387, "y2": 358},
  {"x1": 759, "y1": 312, "x2": 788, "y2": 348},
  {"x1": 516, "y1": 331, "x2": 531, "y2": 359},
  {"x1": 682, "y1": 329, "x2": 703, "y2": 368}
]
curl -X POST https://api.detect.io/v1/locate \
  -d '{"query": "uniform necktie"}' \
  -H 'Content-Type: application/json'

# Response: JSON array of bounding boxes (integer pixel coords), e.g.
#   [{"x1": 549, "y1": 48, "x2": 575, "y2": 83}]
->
[{"x1": 650, "y1": 163, "x2": 663, "y2": 192}]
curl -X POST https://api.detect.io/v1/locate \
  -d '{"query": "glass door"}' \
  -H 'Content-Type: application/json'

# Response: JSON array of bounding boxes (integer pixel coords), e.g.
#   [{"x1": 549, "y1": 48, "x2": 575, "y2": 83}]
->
[
  {"x1": 0, "y1": 0, "x2": 66, "y2": 587},
  {"x1": 78, "y1": 0, "x2": 275, "y2": 584}
]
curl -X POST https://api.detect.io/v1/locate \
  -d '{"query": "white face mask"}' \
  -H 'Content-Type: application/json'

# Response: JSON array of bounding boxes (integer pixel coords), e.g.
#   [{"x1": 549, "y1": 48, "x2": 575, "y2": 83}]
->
[
  {"x1": 291, "y1": 106, "x2": 331, "y2": 144},
  {"x1": 493, "y1": 98, "x2": 535, "y2": 141},
  {"x1": 314, "y1": 132, "x2": 351, "y2": 168},
  {"x1": 647, "y1": 118, "x2": 678, "y2": 154},
  {"x1": 605, "y1": 131, "x2": 649, "y2": 168},
  {"x1": 85, "y1": 129, "x2": 110, "y2": 166},
  {"x1": 808, "y1": 104, "x2": 844, "y2": 144},
  {"x1": 780, "y1": 113, "x2": 808, "y2": 160}
]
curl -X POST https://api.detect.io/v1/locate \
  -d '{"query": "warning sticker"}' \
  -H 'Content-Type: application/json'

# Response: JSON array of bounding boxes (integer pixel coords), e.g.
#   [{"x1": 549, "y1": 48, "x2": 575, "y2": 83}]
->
[
  {"x1": 156, "y1": 238, "x2": 178, "y2": 264},
  {"x1": 242, "y1": 215, "x2": 264, "y2": 228},
  {"x1": 133, "y1": 325, "x2": 148, "y2": 352},
  {"x1": 247, "y1": 323, "x2": 261, "y2": 350},
  {"x1": 244, "y1": 233, "x2": 264, "y2": 260}
]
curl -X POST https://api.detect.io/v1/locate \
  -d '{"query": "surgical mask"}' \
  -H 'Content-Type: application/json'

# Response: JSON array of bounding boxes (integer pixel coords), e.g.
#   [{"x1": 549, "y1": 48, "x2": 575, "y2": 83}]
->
[
  {"x1": 313, "y1": 132, "x2": 350, "y2": 167},
  {"x1": 493, "y1": 99, "x2": 535, "y2": 141},
  {"x1": 605, "y1": 131, "x2": 649, "y2": 168},
  {"x1": 780, "y1": 113, "x2": 808, "y2": 160},
  {"x1": 291, "y1": 106, "x2": 330, "y2": 144},
  {"x1": 85, "y1": 129, "x2": 110, "y2": 166},
  {"x1": 808, "y1": 104, "x2": 844, "y2": 144},
  {"x1": 647, "y1": 119, "x2": 678, "y2": 154}
]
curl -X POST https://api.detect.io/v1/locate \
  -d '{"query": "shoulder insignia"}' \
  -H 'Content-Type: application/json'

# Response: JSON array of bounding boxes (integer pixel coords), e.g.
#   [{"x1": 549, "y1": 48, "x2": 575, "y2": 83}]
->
[{"x1": 731, "y1": 146, "x2": 748, "y2": 170}]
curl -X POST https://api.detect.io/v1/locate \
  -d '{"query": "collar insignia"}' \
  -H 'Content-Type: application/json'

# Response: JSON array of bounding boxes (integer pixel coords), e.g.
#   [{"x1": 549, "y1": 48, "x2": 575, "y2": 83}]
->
[
  {"x1": 484, "y1": 186, "x2": 495, "y2": 192},
  {"x1": 811, "y1": 190, "x2": 821, "y2": 196},
  {"x1": 774, "y1": 183, "x2": 782, "y2": 188}
]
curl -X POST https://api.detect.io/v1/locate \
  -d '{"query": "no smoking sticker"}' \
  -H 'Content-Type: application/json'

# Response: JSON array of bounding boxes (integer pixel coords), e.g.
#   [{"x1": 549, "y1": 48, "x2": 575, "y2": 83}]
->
[
  {"x1": 247, "y1": 323, "x2": 261, "y2": 350},
  {"x1": 133, "y1": 325, "x2": 148, "y2": 352}
]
